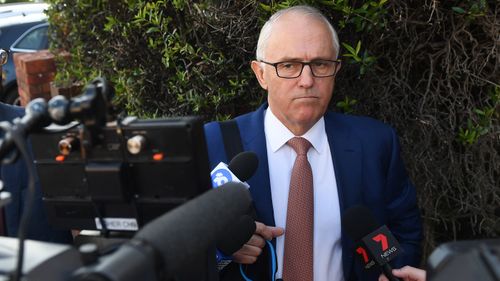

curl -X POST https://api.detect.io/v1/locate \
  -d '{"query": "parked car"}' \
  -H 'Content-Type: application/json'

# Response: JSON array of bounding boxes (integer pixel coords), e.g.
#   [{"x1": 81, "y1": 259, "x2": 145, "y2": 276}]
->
[
  {"x1": 0, "y1": 2, "x2": 48, "y2": 104},
  {"x1": 0, "y1": 2, "x2": 47, "y2": 19}
]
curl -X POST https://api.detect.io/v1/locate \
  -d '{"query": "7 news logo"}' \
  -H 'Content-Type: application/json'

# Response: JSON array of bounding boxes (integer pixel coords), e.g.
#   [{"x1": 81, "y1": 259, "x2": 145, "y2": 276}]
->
[
  {"x1": 356, "y1": 246, "x2": 376, "y2": 269},
  {"x1": 354, "y1": 226, "x2": 402, "y2": 269}
]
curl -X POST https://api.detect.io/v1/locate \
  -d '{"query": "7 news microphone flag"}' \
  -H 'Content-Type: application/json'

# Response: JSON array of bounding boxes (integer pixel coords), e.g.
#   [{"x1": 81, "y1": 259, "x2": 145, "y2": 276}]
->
[{"x1": 342, "y1": 205, "x2": 403, "y2": 281}]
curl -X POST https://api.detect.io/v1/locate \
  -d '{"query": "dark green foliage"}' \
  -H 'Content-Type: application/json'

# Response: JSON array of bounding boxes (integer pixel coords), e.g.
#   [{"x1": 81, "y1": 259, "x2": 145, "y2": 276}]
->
[
  {"x1": 46, "y1": 0, "x2": 499, "y2": 262},
  {"x1": 46, "y1": 0, "x2": 264, "y2": 118},
  {"x1": 336, "y1": 1, "x2": 500, "y2": 259}
]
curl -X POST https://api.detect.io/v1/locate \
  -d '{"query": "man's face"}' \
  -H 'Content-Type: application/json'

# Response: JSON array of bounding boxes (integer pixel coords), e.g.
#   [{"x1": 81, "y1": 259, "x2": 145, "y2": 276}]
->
[{"x1": 251, "y1": 14, "x2": 339, "y2": 135}]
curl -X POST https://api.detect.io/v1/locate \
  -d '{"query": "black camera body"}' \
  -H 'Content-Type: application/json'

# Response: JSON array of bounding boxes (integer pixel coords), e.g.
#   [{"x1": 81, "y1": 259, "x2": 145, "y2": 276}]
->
[
  {"x1": 31, "y1": 116, "x2": 211, "y2": 232},
  {"x1": 427, "y1": 239, "x2": 500, "y2": 281}
]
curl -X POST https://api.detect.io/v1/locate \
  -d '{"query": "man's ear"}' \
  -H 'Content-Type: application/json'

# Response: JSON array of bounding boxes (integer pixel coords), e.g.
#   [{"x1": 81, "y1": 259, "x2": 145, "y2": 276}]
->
[{"x1": 251, "y1": 60, "x2": 268, "y2": 90}]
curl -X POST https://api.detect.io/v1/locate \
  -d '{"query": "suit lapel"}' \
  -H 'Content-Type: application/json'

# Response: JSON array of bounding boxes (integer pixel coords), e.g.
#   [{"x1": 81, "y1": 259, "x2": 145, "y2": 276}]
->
[
  {"x1": 237, "y1": 104, "x2": 276, "y2": 227},
  {"x1": 324, "y1": 112, "x2": 363, "y2": 280}
]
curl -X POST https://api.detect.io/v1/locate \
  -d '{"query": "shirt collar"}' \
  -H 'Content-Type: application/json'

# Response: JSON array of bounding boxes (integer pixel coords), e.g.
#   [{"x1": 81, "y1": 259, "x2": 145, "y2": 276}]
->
[{"x1": 264, "y1": 108, "x2": 326, "y2": 154}]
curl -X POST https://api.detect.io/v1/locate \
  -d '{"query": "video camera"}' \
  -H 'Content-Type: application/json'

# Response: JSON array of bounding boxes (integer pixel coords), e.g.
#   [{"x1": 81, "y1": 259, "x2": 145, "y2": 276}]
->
[
  {"x1": 0, "y1": 78, "x2": 246, "y2": 281},
  {"x1": 25, "y1": 78, "x2": 211, "y2": 233}
]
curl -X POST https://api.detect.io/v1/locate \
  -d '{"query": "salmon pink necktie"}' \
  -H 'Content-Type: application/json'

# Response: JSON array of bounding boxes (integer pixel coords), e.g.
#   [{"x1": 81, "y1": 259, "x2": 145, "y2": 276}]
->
[{"x1": 282, "y1": 137, "x2": 314, "y2": 281}]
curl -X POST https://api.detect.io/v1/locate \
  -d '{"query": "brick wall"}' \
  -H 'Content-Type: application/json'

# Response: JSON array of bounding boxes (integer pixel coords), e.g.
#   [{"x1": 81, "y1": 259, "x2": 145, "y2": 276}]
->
[{"x1": 13, "y1": 50, "x2": 56, "y2": 107}]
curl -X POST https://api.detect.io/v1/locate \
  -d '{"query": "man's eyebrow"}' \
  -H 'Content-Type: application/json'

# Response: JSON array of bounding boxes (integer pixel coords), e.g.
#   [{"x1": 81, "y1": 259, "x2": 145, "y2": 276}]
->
[{"x1": 264, "y1": 57, "x2": 301, "y2": 62}]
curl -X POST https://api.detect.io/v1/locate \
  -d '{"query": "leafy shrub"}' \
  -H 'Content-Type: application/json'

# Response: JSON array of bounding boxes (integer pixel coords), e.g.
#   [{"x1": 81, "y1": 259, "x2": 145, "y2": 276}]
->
[{"x1": 46, "y1": 0, "x2": 499, "y2": 262}]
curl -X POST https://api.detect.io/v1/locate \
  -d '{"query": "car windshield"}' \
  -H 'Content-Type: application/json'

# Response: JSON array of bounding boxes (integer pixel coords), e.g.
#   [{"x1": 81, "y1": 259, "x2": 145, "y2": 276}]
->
[
  {"x1": 11, "y1": 24, "x2": 48, "y2": 50},
  {"x1": 0, "y1": 20, "x2": 45, "y2": 48}
]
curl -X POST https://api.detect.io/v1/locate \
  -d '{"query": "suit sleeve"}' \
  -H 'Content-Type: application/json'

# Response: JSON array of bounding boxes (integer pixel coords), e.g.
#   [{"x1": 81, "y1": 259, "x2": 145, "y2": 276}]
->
[{"x1": 385, "y1": 127, "x2": 423, "y2": 268}]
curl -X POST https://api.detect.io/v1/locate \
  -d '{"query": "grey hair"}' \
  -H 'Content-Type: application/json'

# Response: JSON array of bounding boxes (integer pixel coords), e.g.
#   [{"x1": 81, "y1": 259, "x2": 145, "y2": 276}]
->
[{"x1": 255, "y1": 5, "x2": 340, "y2": 61}]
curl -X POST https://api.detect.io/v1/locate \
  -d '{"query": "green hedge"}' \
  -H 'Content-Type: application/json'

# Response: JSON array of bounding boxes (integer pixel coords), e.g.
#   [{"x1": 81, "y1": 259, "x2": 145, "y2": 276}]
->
[{"x1": 46, "y1": 0, "x2": 499, "y2": 261}]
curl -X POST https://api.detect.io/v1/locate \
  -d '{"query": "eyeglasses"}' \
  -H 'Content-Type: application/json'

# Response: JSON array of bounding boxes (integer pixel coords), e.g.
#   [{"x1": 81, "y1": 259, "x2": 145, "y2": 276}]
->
[{"x1": 259, "y1": 59, "x2": 341, "y2": 78}]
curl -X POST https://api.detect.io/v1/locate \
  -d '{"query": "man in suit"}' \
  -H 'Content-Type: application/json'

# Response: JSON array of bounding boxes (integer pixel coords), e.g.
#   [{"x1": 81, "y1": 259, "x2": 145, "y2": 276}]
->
[
  {"x1": 204, "y1": 5, "x2": 422, "y2": 281},
  {"x1": 0, "y1": 102, "x2": 72, "y2": 243}
]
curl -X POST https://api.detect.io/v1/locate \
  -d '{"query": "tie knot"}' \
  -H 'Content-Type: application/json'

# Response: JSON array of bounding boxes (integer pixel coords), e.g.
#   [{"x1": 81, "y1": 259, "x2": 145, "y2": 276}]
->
[{"x1": 287, "y1": 137, "x2": 312, "y2": 155}]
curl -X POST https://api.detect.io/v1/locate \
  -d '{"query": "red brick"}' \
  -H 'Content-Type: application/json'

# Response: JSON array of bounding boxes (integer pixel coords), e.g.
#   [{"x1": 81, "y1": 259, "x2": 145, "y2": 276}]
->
[
  {"x1": 30, "y1": 84, "x2": 50, "y2": 97},
  {"x1": 14, "y1": 51, "x2": 56, "y2": 75},
  {"x1": 13, "y1": 53, "x2": 24, "y2": 72},
  {"x1": 15, "y1": 60, "x2": 26, "y2": 79},
  {"x1": 23, "y1": 72, "x2": 56, "y2": 85},
  {"x1": 13, "y1": 51, "x2": 57, "y2": 105},
  {"x1": 18, "y1": 81, "x2": 50, "y2": 98},
  {"x1": 17, "y1": 80, "x2": 28, "y2": 92},
  {"x1": 18, "y1": 87, "x2": 29, "y2": 107},
  {"x1": 13, "y1": 53, "x2": 29, "y2": 74},
  {"x1": 41, "y1": 82, "x2": 50, "y2": 94},
  {"x1": 17, "y1": 71, "x2": 55, "y2": 85},
  {"x1": 24, "y1": 56, "x2": 56, "y2": 75}
]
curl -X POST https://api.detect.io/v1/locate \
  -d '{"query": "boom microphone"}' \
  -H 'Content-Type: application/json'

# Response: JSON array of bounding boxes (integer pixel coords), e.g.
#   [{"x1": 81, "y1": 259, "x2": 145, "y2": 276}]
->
[
  {"x1": 216, "y1": 215, "x2": 256, "y2": 256},
  {"x1": 73, "y1": 182, "x2": 253, "y2": 281},
  {"x1": 342, "y1": 206, "x2": 403, "y2": 281}
]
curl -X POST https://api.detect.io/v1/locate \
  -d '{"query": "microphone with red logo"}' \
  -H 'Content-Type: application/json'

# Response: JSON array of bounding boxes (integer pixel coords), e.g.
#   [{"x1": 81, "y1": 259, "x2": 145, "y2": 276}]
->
[{"x1": 342, "y1": 205, "x2": 403, "y2": 281}]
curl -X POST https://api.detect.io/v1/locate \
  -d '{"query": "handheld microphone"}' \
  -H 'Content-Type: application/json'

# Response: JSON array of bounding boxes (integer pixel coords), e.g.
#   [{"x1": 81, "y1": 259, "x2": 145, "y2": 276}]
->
[
  {"x1": 213, "y1": 151, "x2": 259, "y2": 256},
  {"x1": 227, "y1": 151, "x2": 259, "y2": 182},
  {"x1": 342, "y1": 206, "x2": 403, "y2": 281},
  {"x1": 210, "y1": 151, "x2": 258, "y2": 188}
]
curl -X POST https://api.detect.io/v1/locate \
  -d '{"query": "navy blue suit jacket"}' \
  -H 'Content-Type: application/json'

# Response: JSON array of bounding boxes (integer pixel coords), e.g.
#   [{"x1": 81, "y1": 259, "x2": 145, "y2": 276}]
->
[
  {"x1": 204, "y1": 104, "x2": 422, "y2": 281},
  {"x1": 0, "y1": 103, "x2": 72, "y2": 243}
]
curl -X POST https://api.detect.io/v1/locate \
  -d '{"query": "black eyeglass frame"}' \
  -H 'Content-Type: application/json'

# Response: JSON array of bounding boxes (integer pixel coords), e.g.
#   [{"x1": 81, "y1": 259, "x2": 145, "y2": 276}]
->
[{"x1": 259, "y1": 59, "x2": 341, "y2": 79}]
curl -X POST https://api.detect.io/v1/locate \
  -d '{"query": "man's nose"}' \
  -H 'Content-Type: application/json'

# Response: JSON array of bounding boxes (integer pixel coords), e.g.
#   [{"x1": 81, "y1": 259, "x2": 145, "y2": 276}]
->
[{"x1": 298, "y1": 64, "x2": 314, "y2": 87}]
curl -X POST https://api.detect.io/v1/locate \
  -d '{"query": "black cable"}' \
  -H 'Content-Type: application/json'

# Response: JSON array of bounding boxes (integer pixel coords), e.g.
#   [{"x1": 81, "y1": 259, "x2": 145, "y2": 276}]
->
[
  {"x1": 93, "y1": 202, "x2": 110, "y2": 238},
  {"x1": 8, "y1": 127, "x2": 37, "y2": 281}
]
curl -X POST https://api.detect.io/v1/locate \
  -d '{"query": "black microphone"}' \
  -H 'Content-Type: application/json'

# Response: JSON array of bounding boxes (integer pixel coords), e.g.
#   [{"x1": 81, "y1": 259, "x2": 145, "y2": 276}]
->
[
  {"x1": 227, "y1": 151, "x2": 259, "y2": 182},
  {"x1": 210, "y1": 151, "x2": 258, "y2": 188},
  {"x1": 0, "y1": 98, "x2": 50, "y2": 159},
  {"x1": 342, "y1": 206, "x2": 403, "y2": 281},
  {"x1": 73, "y1": 182, "x2": 253, "y2": 281},
  {"x1": 226, "y1": 150, "x2": 259, "y2": 222},
  {"x1": 216, "y1": 214, "x2": 256, "y2": 256},
  {"x1": 216, "y1": 151, "x2": 259, "y2": 256}
]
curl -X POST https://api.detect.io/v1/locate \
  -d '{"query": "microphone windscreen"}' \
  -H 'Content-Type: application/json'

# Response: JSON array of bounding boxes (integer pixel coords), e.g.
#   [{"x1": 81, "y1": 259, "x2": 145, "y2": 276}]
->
[
  {"x1": 228, "y1": 151, "x2": 258, "y2": 182},
  {"x1": 216, "y1": 215, "x2": 256, "y2": 255},
  {"x1": 133, "y1": 182, "x2": 252, "y2": 278},
  {"x1": 341, "y1": 205, "x2": 380, "y2": 241}
]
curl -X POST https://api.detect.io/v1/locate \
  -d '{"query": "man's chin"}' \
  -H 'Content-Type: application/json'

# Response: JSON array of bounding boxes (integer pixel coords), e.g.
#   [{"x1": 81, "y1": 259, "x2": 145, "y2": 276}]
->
[{"x1": 292, "y1": 112, "x2": 322, "y2": 128}]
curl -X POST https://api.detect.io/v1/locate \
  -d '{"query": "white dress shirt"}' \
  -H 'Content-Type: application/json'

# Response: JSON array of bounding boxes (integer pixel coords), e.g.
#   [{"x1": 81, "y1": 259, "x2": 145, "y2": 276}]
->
[{"x1": 264, "y1": 108, "x2": 344, "y2": 281}]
